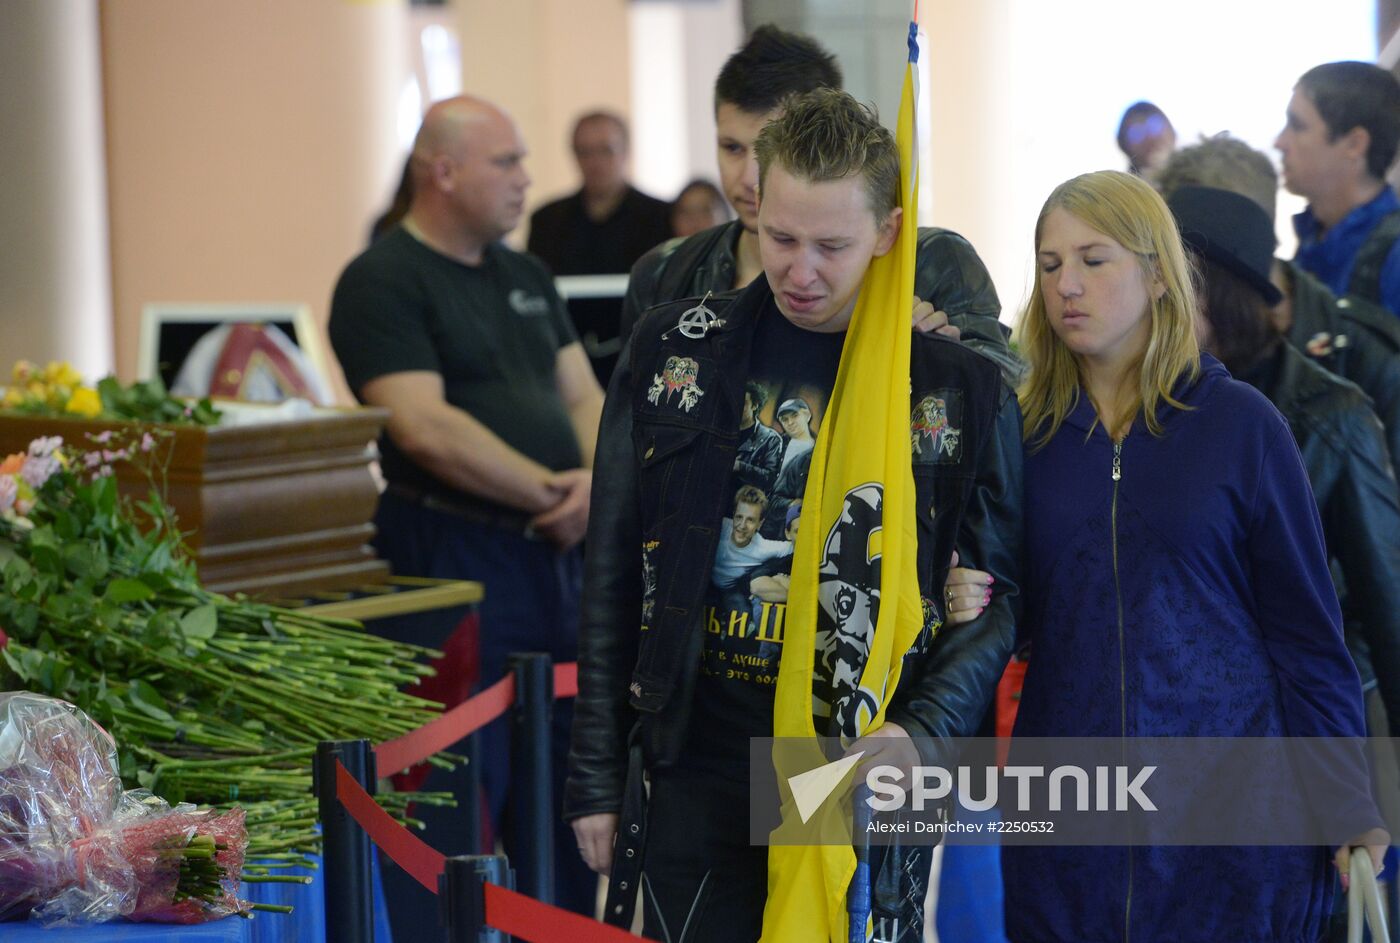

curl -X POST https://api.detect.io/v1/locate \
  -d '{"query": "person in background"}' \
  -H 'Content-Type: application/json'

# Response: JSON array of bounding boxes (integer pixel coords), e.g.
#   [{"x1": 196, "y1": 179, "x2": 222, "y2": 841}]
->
[
  {"x1": 1116, "y1": 100, "x2": 1177, "y2": 183},
  {"x1": 527, "y1": 110, "x2": 673, "y2": 276},
  {"x1": 618, "y1": 25, "x2": 1021, "y2": 383},
  {"x1": 998, "y1": 169, "x2": 1386, "y2": 942},
  {"x1": 1156, "y1": 140, "x2": 1400, "y2": 744},
  {"x1": 370, "y1": 156, "x2": 414, "y2": 243},
  {"x1": 328, "y1": 94, "x2": 604, "y2": 932},
  {"x1": 1157, "y1": 133, "x2": 1400, "y2": 476},
  {"x1": 671, "y1": 178, "x2": 731, "y2": 237},
  {"x1": 1278, "y1": 61, "x2": 1400, "y2": 315}
]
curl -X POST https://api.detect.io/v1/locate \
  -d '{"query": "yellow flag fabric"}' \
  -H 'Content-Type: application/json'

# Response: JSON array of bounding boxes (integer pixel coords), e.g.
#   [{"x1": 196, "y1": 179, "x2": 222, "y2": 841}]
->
[{"x1": 762, "y1": 24, "x2": 923, "y2": 943}]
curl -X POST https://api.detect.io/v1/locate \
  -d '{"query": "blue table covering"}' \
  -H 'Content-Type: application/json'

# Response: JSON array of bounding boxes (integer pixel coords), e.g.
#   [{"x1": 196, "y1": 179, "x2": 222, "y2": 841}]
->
[{"x1": 2, "y1": 852, "x2": 394, "y2": 943}]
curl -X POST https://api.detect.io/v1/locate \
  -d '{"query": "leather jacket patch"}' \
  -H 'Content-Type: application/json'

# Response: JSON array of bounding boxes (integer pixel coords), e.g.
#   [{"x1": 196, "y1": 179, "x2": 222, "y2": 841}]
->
[
  {"x1": 911, "y1": 389, "x2": 963, "y2": 465},
  {"x1": 646, "y1": 355, "x2": 706, "y2": 414}
]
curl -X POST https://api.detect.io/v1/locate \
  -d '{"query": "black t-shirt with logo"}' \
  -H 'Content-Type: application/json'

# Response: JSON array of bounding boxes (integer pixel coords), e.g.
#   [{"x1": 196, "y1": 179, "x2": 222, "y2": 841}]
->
[
  {"x1": 329, "y1": 228, "x2": 582, "y2": 501},
  {"x1": 681, "y1": 300, "x2": 844, "y2": 776}
]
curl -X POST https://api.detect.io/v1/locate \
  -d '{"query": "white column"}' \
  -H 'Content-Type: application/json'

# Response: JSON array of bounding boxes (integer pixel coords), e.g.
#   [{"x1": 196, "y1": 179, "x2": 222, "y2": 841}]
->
[{"x1": 0, "y1": 0, "x2": 114, "y2": 379}]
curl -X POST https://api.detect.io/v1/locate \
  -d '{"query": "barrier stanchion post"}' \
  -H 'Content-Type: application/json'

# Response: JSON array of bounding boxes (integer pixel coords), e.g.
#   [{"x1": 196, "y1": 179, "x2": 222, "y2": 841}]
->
[
  {"x1": 465, "y1": 732, "x2": 483, "y2": 855},
  {"x1": 507, "y1": 651, "x2": 554, "y2": 904},
  {"x1": 315, "y1": 739, "x2": 376, "y2": 943},
  {"x1": 441, "y1": 854, "x2": 513, "y2": 943}
]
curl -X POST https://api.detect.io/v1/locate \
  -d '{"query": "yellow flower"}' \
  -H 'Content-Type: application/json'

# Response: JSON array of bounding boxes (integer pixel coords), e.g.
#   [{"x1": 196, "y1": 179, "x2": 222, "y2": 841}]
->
[
  {"x1": 65, "y1": 387, "x2": 102, "y2": 418},
  {"x1": 44, "y1": 361, "x2": 82, "y2": 388},
  {"x1": 2, "y1": 388, "x2": 23, "y2": 408},
  {"x1": 11, "y1": 360, "x2": 34, "y2": 384}
]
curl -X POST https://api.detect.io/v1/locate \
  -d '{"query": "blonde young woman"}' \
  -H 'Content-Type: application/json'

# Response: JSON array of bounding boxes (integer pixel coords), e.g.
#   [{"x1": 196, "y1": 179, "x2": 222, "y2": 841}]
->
[{"x1": 949, "y1": 171, "x2": 1386, "y2": 942}]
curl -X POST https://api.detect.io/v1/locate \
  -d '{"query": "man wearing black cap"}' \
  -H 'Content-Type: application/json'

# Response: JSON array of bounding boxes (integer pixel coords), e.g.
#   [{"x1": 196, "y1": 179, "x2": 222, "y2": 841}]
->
[
  {"x1": 774, "y1": 396, "x2": 815, "y2": 473},
  {"x1": 1167, "y1": 185, "x2": 1400, "y2": 755}
]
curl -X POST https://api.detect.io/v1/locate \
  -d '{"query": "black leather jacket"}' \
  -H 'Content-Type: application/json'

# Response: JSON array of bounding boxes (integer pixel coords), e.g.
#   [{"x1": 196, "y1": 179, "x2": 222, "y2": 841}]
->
[
  {"x1": 1241, "y1": 341, "x2": 1400, "y2": 731},
  {"x1": 565, "y1": 269, "x2": 1022, "y2": 805},
  {"x1": 1286, "y1": 260, "x2": 1400, "y2": 474},
  {"x1": 566, "y1": 273, "x2": 1023, "y2": 933},
  {"x1": 621, "y1": 221, "x2": 1024, "y2": 384}
]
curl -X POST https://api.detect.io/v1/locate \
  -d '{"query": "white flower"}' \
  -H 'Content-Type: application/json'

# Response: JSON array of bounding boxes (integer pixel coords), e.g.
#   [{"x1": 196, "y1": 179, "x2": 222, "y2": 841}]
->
[{"x1": 27, "y1": 435, "x2": 63, "y2": 457}]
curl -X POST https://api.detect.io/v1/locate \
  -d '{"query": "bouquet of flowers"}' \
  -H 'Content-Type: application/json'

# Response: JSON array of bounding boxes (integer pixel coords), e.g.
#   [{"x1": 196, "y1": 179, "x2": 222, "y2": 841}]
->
[
  {"x1": 0, "y1": 691, "x2": 266, "y2": 926},
  {"x1": 0, "y1": 431, "x2": 453, "y2": 862},
  {"x1": 1, "y1": 359, "x2": 219, "y2": 426}
]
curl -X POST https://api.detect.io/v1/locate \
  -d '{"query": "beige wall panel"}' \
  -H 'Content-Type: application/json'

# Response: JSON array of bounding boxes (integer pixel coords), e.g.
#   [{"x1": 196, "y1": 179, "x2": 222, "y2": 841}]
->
[
  {"x1": 101, "y1": 0, "x2": 408, "y2": 395},
  {"x1": 456, "y1": 0, "x2": 633, "y2": 235}
]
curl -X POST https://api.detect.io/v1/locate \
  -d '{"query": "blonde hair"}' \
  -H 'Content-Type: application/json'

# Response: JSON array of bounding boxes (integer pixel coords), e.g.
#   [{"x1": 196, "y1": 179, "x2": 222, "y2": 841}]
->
[
  {"x1": 1015, "y1": 170, "x2": 1200, "y2": 447},
  {"x1": 753, "y1": 88, "x2": 899, "y2": 221}
]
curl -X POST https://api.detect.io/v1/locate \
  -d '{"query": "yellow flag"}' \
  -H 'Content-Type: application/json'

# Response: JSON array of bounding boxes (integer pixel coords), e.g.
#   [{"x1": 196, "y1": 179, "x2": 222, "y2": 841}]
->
[{"x1": 762, "y1": 20, "x2": 924, "y2": 943}]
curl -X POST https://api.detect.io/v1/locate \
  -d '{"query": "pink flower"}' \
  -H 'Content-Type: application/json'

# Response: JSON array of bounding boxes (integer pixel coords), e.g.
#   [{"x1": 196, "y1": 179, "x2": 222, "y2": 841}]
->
[
  {"x1": 0, "y1": 476, "x2": 15, "y2": 514},
  {"x1": 27, "y1": 436, "x2": 62, "y2": 457},
  {"x1": 91, "y1": 430, "x2": 113, "y2": 444},
  {"x1": 141, "y1": 433, "x2": 156, "y2": 453},
  {"x1": 101, "y1": 449, "x2": 128, "y2": 463},
  {"x1": 83, "y1": 451, "x2": 102, "y2": 468},
  {"x1": 20, "y1": 454, "x2": 59, "y2": 489},
  {"x1": 96, "y1": 465, "x2": 113, "y2": 478}
]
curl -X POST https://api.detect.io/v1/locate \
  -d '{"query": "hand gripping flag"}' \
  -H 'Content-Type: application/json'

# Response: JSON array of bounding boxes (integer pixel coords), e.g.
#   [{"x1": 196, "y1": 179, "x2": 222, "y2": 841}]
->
[{"x1": 762, "y1": 19, "x2": 925, "y2": 943}]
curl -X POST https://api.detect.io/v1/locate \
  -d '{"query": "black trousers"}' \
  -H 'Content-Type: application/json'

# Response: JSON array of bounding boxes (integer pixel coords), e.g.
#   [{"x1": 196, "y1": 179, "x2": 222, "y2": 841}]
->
[{"x1": 642, "y1": 770, "x2": 767, "y2": 943}]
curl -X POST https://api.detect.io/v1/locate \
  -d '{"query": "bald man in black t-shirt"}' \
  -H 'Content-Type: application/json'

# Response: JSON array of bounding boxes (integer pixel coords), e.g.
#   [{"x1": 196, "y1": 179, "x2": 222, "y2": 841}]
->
[{"x1": 329, "y1": 95, "x2": 604, "y2": 930}]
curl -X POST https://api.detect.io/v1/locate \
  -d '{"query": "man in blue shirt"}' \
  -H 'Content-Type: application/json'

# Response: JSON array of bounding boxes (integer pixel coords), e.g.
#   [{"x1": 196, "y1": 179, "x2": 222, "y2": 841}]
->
[{"x1": 1278, "y1": 61, "x2": 1400, "y2": 316}]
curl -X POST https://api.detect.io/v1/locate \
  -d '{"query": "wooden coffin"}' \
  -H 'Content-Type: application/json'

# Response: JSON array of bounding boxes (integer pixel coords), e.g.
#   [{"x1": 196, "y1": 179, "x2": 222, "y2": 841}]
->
[{"x1": 0, "y1": 407, "x2": 391, "y2": 597}]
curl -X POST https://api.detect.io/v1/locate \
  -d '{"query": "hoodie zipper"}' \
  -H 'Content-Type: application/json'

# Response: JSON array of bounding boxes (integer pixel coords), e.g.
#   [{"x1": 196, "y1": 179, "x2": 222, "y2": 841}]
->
[{"x1": 1111, "y1": 438, "x2": 1132, "y2": 941}]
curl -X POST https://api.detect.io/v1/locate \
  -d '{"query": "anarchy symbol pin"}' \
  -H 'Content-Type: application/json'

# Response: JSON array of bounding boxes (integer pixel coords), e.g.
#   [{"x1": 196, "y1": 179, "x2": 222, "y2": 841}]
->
[{"x1": 675, "y1": 291, "x2": 718, "y2": 339}]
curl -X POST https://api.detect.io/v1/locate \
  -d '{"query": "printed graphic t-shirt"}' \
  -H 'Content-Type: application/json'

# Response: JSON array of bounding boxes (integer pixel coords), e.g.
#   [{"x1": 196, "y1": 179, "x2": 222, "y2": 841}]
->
[{"x1": 681, "y1": 299, "x2": 844, "y2": 776}]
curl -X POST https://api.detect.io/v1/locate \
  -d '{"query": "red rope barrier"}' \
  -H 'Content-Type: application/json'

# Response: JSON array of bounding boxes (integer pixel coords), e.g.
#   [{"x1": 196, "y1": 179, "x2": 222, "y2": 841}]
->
[
  {"x1": 484, "y1": 883, "x2": 646, "y2": 943},
  {"x1": 334, "y1": 760, "x2": 446, "y2": 892},
  {"x1": 554, "y1": 661, "x2": 578, "y2": 699},
  {"x1": 373, "y1": 661, "x2": 580, "y2": 774},
  {"x1": 333, "y1": 761, "x2": 647, "y2": 941},
  {"x1": 375, "y1": 673, "x2": 516, "y2": 775}
]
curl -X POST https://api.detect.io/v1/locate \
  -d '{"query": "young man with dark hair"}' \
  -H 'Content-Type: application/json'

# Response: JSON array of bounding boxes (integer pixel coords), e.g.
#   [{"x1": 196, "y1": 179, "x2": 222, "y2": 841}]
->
[
  {"x1": 619, "y1": 25, "x2": 1020, "y2": 382},
  {"x1": 565, "y1": 87, "x2": 1021, "y2": 942},
  {"x1": 1278, "y1": 61, "x2": 1400, "y2": 315},
  {"x1": 735, "y1": 380, "x2": 782, "y2": 494}
]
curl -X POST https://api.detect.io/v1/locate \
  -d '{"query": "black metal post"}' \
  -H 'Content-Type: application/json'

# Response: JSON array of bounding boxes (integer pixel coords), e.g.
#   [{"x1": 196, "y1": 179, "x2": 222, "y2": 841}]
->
[
  {"x1": 441, "y1": 854, "x2": 513, "y2": 943},
  {"x1": 506, "y1": 652, "x2": 554, "y2": 904},
  {"x1": 465, "y1": 732, "x2": 483, "y2": 855},
  {"x1": 315, "y1": 739, "x2": 376, "y2": 943}
]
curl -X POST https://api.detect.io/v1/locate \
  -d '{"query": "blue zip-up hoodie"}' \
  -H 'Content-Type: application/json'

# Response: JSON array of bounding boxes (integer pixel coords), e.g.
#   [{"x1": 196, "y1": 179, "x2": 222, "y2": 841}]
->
[{"x1": 1003, "y1": 355, "x2": 1382, "y2": 943}]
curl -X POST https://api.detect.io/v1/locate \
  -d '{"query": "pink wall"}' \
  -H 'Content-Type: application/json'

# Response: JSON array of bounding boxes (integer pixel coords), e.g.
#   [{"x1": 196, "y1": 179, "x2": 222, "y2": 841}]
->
[{"x1": 100, "y1": 0, "x2": 409, "y2": 398}]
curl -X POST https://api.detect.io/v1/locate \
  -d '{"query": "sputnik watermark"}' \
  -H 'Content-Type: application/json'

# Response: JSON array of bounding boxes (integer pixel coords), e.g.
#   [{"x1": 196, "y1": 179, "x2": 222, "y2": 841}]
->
[
  {"x1": 864, "y1": 764, "x2": 1157, "y2": 813},
  {"x1": 755, "y1": 736, "x2": 1398, "y2": 846}
]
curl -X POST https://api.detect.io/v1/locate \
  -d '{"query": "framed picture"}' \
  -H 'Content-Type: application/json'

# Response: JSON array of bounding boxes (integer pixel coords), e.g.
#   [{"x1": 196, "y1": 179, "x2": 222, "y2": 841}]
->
[
  {"x1": 138, "y1": 303, "x2": 331, "y2": 403},
  {"x1": 554, "y1": 275, "x2": 630, "y2": 387}
]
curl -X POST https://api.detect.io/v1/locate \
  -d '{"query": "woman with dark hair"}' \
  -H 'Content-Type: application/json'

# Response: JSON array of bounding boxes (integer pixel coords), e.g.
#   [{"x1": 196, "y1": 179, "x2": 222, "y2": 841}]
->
[
  {"x1": 670, "y1": 178, "x2": 731, "y2": 237},
  {"x1": 1168, "y1": 181, "x2": 1400, "y2": 803},
  {"x1": 982, "y1": 171, "x2": 1385, "y2": 942}
]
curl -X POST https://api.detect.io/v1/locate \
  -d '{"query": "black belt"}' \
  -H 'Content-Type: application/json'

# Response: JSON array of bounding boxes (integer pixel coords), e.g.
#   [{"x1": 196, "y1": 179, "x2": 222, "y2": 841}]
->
[
  {"x1": 604, "y1": 733, "x2": 648, "y2": 928},
  {"x1": 384, "y1": 483, "x2": 540, "y2": 539}
]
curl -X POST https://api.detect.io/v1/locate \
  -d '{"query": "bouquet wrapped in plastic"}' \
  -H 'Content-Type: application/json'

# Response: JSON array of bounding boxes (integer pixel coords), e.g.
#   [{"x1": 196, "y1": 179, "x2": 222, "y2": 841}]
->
[{"x1": 0, "y1": 691, "x2": 250, "y2": 926}]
